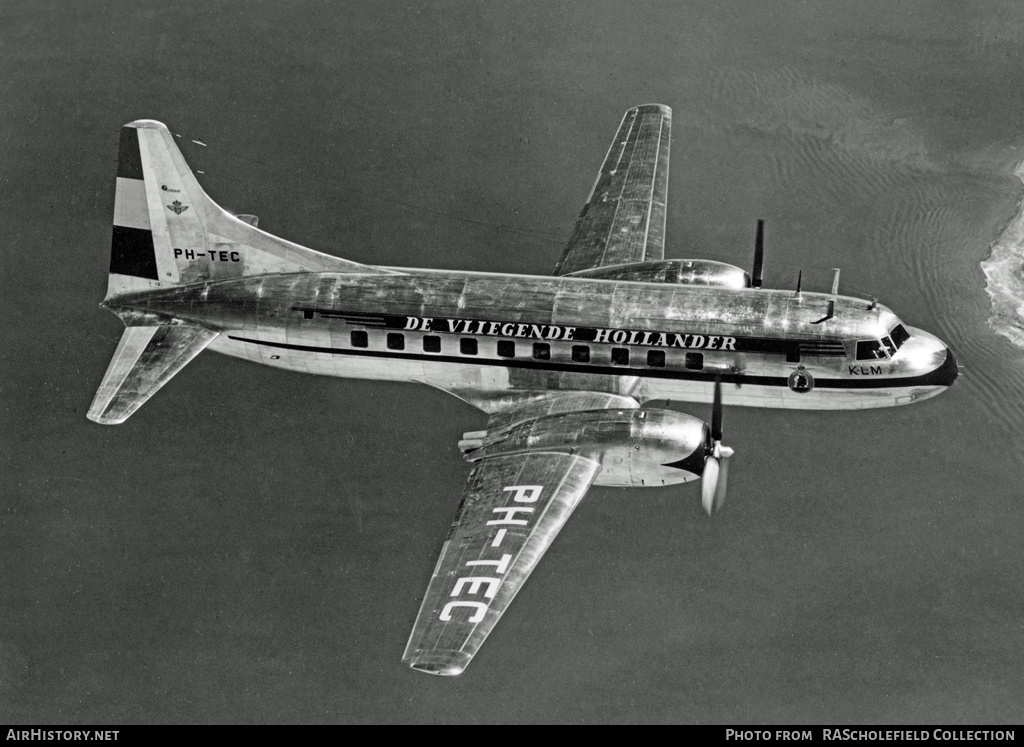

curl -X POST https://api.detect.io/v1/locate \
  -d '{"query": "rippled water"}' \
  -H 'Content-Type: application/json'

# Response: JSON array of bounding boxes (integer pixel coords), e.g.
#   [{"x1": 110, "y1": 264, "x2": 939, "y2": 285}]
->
[
  {"x1": 7, "y1": 0, "x2": 1024, "y2": 723},
  {"x1": 695, "y1": 64, "x2": 1024, "y2": 439}
]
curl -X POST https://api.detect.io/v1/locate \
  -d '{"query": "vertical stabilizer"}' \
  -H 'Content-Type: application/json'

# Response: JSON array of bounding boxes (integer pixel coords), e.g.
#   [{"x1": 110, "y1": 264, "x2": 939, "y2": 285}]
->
[
  {"x1": 108, "y1": 125, "x2": 164, "y2": 297},
  {"x1": 94, "y1": 118, "x2": 392, "y2": 424},
  {"x1": 105, "y1": 119, "x2": 384, "y2": 301}
]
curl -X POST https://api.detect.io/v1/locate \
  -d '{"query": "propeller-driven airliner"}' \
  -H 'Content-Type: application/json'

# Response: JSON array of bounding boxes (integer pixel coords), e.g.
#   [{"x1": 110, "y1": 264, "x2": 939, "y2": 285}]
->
[{"x1": 88, "y1": 105, "x2": 958, "y2": 675}]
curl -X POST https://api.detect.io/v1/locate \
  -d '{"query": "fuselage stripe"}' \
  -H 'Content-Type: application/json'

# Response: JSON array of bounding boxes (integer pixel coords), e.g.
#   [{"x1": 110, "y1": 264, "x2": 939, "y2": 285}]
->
[{"x1": 226, "y1": 335, "x2": 951, "y2": 390}]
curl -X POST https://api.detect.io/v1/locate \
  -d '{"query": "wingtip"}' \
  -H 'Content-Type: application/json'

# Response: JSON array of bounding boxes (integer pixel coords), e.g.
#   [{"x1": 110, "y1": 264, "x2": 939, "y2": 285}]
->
[
  {"x1": 403, "y1": 651, "x2": 471, "y2": 676},
  {"x1": 86, "y1": 400, "x2": 130, "y2": 424},
  {"x1": 630, "y1": 103, "x2": 672, "y2": 118},
  {"x1": 86, "y1": 413, "x2": 124, "y2": 425},
  {"x1": 125, "y1": 119, "x2": 169, "y2": 131}
]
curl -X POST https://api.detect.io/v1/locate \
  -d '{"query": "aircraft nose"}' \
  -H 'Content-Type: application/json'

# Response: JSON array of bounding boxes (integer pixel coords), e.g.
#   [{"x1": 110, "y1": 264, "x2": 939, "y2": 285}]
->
[{"x1": 930, "y1": 346, "x2": 959, "y2": 387}]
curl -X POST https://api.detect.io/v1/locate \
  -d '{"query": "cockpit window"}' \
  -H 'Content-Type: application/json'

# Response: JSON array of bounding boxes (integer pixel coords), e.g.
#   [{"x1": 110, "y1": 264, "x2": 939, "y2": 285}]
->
[
  {"x1": 856, "y1": 339, "x2": 887, "y2": 360},
  {"x1": 857, "y1": 325, "x2": 911, "y2": 360},
  {"x1": 890, "y1": 324, "x2": 910, "y2": 350}
]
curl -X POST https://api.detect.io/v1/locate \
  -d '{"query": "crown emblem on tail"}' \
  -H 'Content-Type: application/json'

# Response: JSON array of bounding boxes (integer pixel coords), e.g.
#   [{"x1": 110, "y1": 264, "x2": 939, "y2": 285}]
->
[{"x1": 167, "y1": 200, "x2": 189, "y2": 215}]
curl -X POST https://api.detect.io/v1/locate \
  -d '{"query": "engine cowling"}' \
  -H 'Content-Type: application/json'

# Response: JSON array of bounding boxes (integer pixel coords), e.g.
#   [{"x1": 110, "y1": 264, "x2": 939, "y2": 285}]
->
[
  {"x1": 461, "y1": 408, "x2": 712, "y2": 487},
  {"x1": 565, "y1": 259, "x2": 750, "y2": 288}
]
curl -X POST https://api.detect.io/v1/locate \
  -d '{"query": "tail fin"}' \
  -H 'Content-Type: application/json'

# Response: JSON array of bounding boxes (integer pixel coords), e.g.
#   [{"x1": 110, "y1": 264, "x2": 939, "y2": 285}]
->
[
  {"x1": 94, "y1": 119, "x2": 391, "y2": 425},
  {"x1": 107, "y1": 119, "x2": 375, "y2": 299}
]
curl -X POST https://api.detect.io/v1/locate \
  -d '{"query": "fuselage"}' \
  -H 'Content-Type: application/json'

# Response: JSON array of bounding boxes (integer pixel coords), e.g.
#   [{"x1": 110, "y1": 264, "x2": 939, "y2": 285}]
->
[{"x1": 109, "y1": 266, "x2": 958, "y2": 411}]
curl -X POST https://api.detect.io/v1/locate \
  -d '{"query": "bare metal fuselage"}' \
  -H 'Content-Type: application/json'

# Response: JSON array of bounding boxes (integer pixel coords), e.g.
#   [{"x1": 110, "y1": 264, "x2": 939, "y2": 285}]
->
[
  {"x1": 108, "y1": 266, "x2": 958, "y2": 412},
  {"x1": 88, "y1": 112, "x2": 962, "y2": 677}
]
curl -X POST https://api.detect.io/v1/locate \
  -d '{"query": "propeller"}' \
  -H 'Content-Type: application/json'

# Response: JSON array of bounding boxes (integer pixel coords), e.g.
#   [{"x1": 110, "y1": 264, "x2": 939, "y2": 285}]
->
[{"x1": 701, "y1": 378, "x2": 735, "y2": 516}]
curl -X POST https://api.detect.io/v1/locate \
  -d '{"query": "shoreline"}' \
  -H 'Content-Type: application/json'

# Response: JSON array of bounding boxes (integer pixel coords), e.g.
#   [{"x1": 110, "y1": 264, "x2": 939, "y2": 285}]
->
[{"x1": 980, "y1": 158, "x2": 1024, "y2": 350}]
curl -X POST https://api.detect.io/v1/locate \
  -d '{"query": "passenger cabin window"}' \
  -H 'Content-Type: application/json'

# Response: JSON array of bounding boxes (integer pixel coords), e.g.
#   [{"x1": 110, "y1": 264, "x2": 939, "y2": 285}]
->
[
  {"x1": 386, "y1": 333, "x2": 404, "y2": 351},
  {"x1": 856, "y1": 339, "x2": 887, "y2": 360},
  {"x1": 611, "y1": 347, "x2": 630, "y2": 366},
  {"x1": 647, "y1": 350, "x2": 666, "y2": 368},
  {"x1": 351, "y1": 330, "x2": 368, "y2": 348},
  {"x1": 460, "y1": 338, "x2": 478, "y2": 356},
  {"x1": 572, "y1": 345, "x2": 590, "y2": 363},
  {"x1": 497, "y1": 340, "x2": 515, "y2": 359},
  {"x1": 684, "y1": 352, "x2": 704, "y2": 370},
  {"x1": 423, "y1": 335, "x2": 441, "y2": 353},
  {"x1": 533, "y1": 342, "x2": 550, "y2": 360}
]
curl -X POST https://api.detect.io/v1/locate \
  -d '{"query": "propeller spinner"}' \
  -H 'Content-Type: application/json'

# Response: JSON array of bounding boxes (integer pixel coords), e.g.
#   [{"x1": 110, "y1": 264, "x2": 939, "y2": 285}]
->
[{"x1": 701, "y1": 378, "x2": 735, "y2": 516}]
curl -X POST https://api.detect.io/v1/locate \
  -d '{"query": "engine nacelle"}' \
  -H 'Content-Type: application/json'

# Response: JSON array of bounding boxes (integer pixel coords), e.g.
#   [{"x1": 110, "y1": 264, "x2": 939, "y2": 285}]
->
[
  {"x1": 565, "y1": 259, "x2": 750, "y2": 288},
  {"x1": 462, "y1": 408, "x2": 711, "y2": 487}
]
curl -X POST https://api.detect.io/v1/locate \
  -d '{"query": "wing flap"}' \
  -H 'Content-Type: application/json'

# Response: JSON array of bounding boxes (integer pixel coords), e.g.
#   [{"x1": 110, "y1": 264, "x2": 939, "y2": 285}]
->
[
  {"x1": 403, "y1": 452, "x2": 601, "y2": 675},
  {"x1": 555, "y1": 104, "x2": 672, "y2": 275},
  {"x1": 87, "y1": 324, "x2": 219, "y2": 425}
]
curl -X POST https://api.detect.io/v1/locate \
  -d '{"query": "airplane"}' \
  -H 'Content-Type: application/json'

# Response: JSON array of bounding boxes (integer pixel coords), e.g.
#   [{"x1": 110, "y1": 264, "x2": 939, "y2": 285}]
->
[{"x1": 88, "y1": 105, "x2": 958, "y2": 676}]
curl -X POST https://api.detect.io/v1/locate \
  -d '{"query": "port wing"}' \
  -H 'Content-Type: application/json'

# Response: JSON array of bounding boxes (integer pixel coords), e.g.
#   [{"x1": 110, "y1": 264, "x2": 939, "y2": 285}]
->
[
  {"x1": 403, "y1": 452, "x2": 601, "y2": 675},
  {"x1": 554, "y1": 104, "x2": 672, "y2": 275}
]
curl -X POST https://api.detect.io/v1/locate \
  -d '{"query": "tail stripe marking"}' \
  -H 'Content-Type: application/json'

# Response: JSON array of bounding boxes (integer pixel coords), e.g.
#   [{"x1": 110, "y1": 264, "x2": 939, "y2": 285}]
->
[
  {"x1": 110, "y1": 126, "x2": 159, "y2": 282},
  {"x1": 112, "y1": 177, "x2": 150, "y2": 230},
  {"x1": 109, "y1": 225, "x2": 159, "y2": 279},
  {"x1": 116, "y1": 126, "x2": 144, "y2": 181}
]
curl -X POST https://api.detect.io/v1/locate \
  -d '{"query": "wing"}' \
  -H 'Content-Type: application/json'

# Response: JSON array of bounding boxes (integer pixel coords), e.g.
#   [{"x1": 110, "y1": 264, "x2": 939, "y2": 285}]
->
[
  {"x1": 87, "y1": 324, "x2": 219, "y2": 424},
  {"x1": 403, "y1": 452, "x2": 601, "y2": 675},
  {"x1": 554, "y1": 104, "x2": 672, "y2": 276}
]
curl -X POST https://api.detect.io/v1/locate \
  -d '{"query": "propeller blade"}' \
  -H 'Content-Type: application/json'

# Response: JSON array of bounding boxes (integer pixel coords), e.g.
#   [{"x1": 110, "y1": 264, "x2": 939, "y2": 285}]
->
[
  {"x1": 712, "y1": 447, "x2": 733, "y2": 514},
  {"x1": 702, "y1": 380, "x2": 732, "y2": 516},
  {"x1": 752, "y1": 219, "x2": 764, "y2": 288},
  {"x1": 701, "y1": 455, "x2": 720, "y2": 516},
  {"x1": 711, "y1": 377, "x2": 723, "y2": 442}
]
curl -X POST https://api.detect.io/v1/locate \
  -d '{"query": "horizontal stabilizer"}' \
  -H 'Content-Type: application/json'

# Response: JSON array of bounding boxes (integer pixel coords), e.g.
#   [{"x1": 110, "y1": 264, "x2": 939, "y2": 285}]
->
[{"x1": 88, "y1": 325, "x2": 219, "y2": 425}]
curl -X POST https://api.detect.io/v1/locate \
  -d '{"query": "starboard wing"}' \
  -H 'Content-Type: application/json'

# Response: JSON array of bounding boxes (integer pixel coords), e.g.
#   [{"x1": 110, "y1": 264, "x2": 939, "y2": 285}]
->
[
  {"x1": 403, "y1": 452, "x2": 601, "y2": 675},
  {"x1": 554, "y1": 104, "x2": 672, "y2": 276}
]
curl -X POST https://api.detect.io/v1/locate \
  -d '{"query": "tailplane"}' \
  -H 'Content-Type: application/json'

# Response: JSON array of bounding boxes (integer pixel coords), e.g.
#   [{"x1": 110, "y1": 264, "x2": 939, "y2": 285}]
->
[{"x1": 87, "y1": 324, "x2": 219, "y2": 424}]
